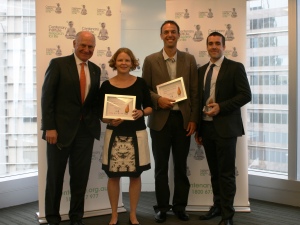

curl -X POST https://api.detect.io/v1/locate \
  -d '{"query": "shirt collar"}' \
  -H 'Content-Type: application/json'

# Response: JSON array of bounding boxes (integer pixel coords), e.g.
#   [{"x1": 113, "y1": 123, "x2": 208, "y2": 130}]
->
[
  {"x1": 74, "y1": 53, "x2": 88, "y2": 65},
  {"x1": 209, "y1": 55, "x2": 224, "y2": 67},
  {"x1": 162, "y1": 49, "x2": 177, "y2": 62}
]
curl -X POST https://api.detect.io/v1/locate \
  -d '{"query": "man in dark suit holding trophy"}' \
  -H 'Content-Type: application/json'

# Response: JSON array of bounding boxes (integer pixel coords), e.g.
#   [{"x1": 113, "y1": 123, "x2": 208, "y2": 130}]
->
[{"x1": 195, "y1": 32, "x2": 251, "y2": 225}]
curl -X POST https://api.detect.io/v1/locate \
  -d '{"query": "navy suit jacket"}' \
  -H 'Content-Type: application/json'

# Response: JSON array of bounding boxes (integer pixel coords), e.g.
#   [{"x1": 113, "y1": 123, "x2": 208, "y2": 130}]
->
[
  {"x1": 41, "y1": 54, "x2": 101, "y2": 146},
  {"x1": 197, "y1": 57, "x2": 251, "y2": 138}
]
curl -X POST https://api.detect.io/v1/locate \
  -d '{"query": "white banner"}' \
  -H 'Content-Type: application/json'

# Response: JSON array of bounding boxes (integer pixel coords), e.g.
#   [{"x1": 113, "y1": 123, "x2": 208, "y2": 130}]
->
[
  {"x1": 166, "y1": 0, "x2": 250, "y2": 212},
  {"x1": 36, "y1": 1, "x2": 124, "y2": 223}
]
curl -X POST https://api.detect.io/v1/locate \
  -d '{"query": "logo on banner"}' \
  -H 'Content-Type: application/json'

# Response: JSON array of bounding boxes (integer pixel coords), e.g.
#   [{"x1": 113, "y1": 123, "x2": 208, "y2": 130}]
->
[
  {"x1": 199, "y1": 50, "x2": 208, "y2": 58},
  {"x1": 45, "y1": 3, "x2": 62, "y2": 14},
  {"x1": 65, "y1": 21, "x2": 76, "y2": 39},
  {"x1": 71, "y1": 5, "x2": 88, "y2": 15},
  {"x1": 225, "y1": 47, "x2": 238, "y2": 58},
  {"x1": 193, "y1": 25, "x2": 204, "y2": 42},
  {"x1": 46, "y1": 45, "x2": 63, "y2": 56},
  {"x1": 198, "y1": 8, "x2": 214, "y2": 18},
  {"x1": 98, "y1": 22, "x2": 109, "y2": 40},
  {"x1": 223, "y1": 8, "x2": 238, "y2": 18},
  {"x1": 97, "y1": 6, "x2": 112, "y2": 16},
  {"x1": 48, "y1": 25, "x2": 66, "y2": 38},
  {"x1": 97, "y1": 46, "x2": 112, "y2": 57},
  {"x1": 82, "y1": 26, "x2": 99, "y2": 35},
  {"x1": 175, "y1": 8, "x2": 190, "y2": 19},
  {"x1": 194, "y1": 145, "x2": 205, "y2": 160},
  {"x1": 225, "y1": 24, "x2": 235, "y2": 41},
  {"x1": 100, "y1": 63, "x2": 110, "y2": 81},
  {"x1": 179, "y1": 29, "x2": 193, "y2": 42}
]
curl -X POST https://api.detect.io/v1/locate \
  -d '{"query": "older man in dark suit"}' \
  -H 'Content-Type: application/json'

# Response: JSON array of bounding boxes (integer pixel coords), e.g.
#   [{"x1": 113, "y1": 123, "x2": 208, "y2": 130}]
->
[
  {"x1": 142, "y1": 20, "x2": 199, "y2": 223},
  {"x1": 41, "y1": 31, "x2": 101, "y2": 225},
  {"x1": 195, "y1": 32, "x2": 251, "y2": 225}
]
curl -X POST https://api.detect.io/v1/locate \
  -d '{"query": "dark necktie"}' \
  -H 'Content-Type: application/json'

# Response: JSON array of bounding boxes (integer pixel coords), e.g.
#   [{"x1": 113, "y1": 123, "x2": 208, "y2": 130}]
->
[{"x1": 203, "y1": 64, "x2": 215, "y2": 105}]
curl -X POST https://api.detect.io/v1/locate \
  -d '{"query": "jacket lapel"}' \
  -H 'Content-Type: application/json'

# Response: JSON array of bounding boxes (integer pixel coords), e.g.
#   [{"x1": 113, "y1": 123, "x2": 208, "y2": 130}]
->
[
  {"x1": 156, "y1": 50, "x2": 172, "y2": 82},
  {"x1": 67, "y1": 55, "x2": 81, "y2": 103},
  {"x1": 176, "y1": 51, "x2": 185, "y2": 79},
  {"x1": 215, "y1": 57, "x2": 229, "y2": 96},
  {"x1": 85, "y1": 63, "x2": 98, "y2": 102}
]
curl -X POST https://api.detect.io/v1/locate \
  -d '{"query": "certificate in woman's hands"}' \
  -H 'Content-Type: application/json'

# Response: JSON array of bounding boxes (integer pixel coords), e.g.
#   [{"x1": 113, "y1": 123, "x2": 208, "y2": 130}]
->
[
  {"x1": 103, "y1": 94, "x2": 136, "y2": 120},
  {"x1": 156, "y1": 77, "x2": 187, "y2": 102}
]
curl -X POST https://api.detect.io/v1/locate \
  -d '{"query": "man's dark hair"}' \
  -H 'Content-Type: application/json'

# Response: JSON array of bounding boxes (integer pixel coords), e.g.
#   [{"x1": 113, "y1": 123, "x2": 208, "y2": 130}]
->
[
  {"x1": 207, "y1": 31, "x2": 225, "y2": 46},
  {"x1": 160, "y1": 20, "x2": 180, "y2": 34}
]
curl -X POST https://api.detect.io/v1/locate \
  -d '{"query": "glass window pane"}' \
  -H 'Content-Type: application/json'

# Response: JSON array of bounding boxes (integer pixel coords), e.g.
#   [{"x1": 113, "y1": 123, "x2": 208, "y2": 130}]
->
[
  {"x1": 0, "y1": 0, "x2": 37, "y2": 178},
  {"x1": 247, "y1": 0, "x2": 288, "y2": 175}
]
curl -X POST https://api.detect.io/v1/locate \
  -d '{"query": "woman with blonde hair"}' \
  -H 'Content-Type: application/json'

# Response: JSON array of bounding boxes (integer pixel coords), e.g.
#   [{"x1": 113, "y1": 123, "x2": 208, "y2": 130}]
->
[{"x1": 100, "y1": 48, "x2": 152, "y2": 225}]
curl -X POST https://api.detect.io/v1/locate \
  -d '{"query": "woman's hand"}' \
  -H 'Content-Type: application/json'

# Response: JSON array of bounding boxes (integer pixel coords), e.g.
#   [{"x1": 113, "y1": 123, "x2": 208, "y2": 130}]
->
[
  {"x1": 132, "y1": 109, "x2": 144, "y2": 120},
  {"x1": 109, "y1": 118, "x2": 123, "y2": 126}
]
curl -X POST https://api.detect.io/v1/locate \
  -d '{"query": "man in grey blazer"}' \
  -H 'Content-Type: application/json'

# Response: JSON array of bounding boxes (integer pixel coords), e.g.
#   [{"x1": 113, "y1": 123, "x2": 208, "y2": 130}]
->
[
  {"x1": 142, "y1": 20, "x2": 199, "y2": 223},
  {"x1": 41, "y1": 31, "x2": 101, "y2": 225},
  {"x1": 195, "y1": 32, "x2": 251, "y2": 225}
]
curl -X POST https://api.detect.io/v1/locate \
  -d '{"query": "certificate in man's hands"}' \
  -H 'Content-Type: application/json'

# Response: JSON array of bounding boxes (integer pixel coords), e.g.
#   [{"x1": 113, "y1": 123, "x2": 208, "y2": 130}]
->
[
  {"x1": 156, "y1": 77, "x2": 187, "y2": 102},
  {"x1": 103, "y1": 94, "x2": 136, "y2": 120}
]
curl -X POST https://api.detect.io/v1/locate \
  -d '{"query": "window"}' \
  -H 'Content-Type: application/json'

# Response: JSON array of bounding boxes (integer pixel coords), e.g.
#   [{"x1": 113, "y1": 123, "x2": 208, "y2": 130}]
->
[
  {"x1": 0, "y1": 0, "x2": 37, "y2": 178},
  {"x1": 247, "y1": 0, "x2": 289, "y2": 175}
]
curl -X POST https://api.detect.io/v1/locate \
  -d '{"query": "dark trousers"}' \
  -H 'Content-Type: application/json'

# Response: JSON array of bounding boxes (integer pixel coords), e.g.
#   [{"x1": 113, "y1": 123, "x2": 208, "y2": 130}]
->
[
  {"x1": 202, "y1": 121, "x2": 237, "y2": 220},
  {"x1": 45, "y1": 121, "x2": 94, "y2": 223},
  {"x1": 150, "y1": 111, "x2": 191, "y2": 213}
]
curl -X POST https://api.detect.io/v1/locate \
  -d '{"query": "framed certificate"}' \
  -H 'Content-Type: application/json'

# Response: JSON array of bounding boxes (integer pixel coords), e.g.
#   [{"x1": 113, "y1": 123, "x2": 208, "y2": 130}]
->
[
  {"x1": 156, "y1": 77, "x2": 187, "y2": 102},
  {"x1": 103, "y1": 94, "x2": 136, "y2": 120}
]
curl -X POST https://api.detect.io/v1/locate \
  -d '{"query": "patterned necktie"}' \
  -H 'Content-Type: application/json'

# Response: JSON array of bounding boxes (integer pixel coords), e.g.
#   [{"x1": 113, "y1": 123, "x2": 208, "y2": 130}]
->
[
  {"x1": 80, "y1": 62, "x2": 86, "y2": 103},
  {"x1": 203, "y1": 64, "x2": 215, "y2": 105}
]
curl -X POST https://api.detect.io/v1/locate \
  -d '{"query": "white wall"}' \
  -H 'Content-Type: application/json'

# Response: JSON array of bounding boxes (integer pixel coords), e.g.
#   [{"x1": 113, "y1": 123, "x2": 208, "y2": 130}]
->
[{"x1": 120, "y1": 0, "x2": 165, "y2": 192}]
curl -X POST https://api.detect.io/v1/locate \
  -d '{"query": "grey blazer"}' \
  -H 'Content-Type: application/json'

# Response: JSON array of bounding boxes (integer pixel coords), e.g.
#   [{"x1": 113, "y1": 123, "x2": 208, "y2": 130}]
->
[{"x1": 142, "y1": 49, "x2": 199, "y2": 131}]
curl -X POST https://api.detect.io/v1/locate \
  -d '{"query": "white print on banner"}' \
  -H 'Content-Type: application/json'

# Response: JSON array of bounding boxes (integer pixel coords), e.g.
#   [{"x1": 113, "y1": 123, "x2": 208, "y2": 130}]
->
[
  {"x1": 223, "y1": 8, "x2": 238, "y2": 18},
  {"x1": 179, "y1": 29, "x2": 193, "y2": 42},
  {"x1": 48, "y1": 25, "x2": 66, "y2": 38},
  {"x1": 97, "y1": 46, "x2": 113, "y2": 57},
  {"x1": 46, "y1": 45, "x2": 62, "y2": 56},
  {"x1": 65, "y1": 21, "x2": 76, "y2": 39},
  {"x1": 193, "y1": 25, "x2": 204, "y2": 42},
  {"x1": 224, "y1": 47, "x2": 238, "y2": 58},
  {"x1": 98, "y1": 22, "x2": 109, "y2": 40},
  {"x1": 97, "y1": 6, "x2": 112, "y2": 16},
  {"x1": 198, "y1": 50, "x2": 209, "y2": 58},
  {"x1": 92, "y1": 150, "x2": 101, "y2": 161},
  {"x1": 82, "y1": 27, "x2": 100, "y2": 35},
  {"x1": 71, "y1": 5, "x2": 88, "y2": 15},
  {"x1": 100, "y1": 63, "x2": 110, "y2": 82},
  {"x1": 198, "y1": 8, "x2": 214, "y2": 18},
  {"x1": 225, "y1": 24, "x2": 235, "y2": 41},
  {"x1": 62, "y1": 186, "x2": 108, "y2": 202},
  {"x1": 190, "y1": 183, "x2": 213, "y2": 195},
  {"x1": 174, "y1": 9, "x2": 190, "y2": 19},
  {"x1": 45, "y1": 3, "x2": 62, "y2": 13}
]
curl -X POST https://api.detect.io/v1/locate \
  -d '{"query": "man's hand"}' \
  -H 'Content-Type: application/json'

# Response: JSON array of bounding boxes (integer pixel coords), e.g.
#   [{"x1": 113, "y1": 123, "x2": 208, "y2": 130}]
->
[
  {"x1": 46, "y1": 130, "x2": 58, "y2": 144},
  {"x1": 194, "y1": 131, "x2": 203, "y2": 145},
  {"x1": 158, "y1": 97, "x2": 176, "y2": 109},
  {"x1": 186, "y1": 122, "x2": 197, "y2": 136},
  {"x1": 204, "y1": 102, "x2": 220, "y2": 117}
]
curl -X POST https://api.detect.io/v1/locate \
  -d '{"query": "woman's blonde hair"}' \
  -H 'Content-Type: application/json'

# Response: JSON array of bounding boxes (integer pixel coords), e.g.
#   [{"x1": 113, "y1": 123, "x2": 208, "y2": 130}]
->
[{"x1": 108, "y1": 47, "x2": 139, "y2": 71}]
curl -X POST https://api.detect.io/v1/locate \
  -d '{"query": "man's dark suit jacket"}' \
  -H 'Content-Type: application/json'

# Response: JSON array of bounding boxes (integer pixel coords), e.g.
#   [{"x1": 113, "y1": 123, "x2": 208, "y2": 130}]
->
[
  {"x1": 41, "y1": 54, "x2": 101, "y2": 146},
  {"x1": 198, "y1": 57, "x2": 251, "y2": 138}
]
